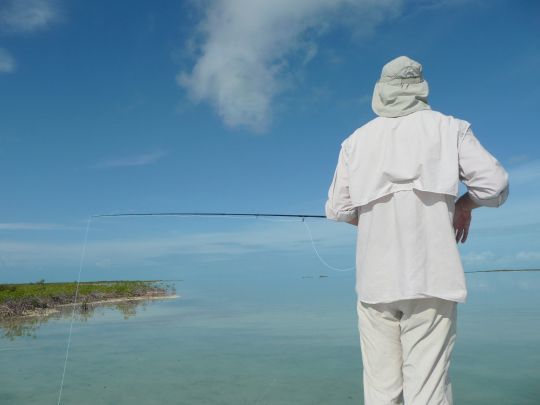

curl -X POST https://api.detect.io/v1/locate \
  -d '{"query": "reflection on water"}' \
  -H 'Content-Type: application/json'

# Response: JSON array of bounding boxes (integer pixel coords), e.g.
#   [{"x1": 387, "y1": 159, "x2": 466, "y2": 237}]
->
[
  {"x1": 0, "y1": 273, "x2": 538, "y2": 404},
  {"x1": 0, "y1": 298, "x2": 154, "y2": 340}
]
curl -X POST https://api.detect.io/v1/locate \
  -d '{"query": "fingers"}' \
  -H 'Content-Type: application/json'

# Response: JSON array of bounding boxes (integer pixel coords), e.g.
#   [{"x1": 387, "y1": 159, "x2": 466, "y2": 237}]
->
[
  {"x1": 455, "y1": 227, "x2": 463, "y2": 243},
  {"x1": 462, "y1": 225, "x2": 469, "y2": 243},
  {"x1": 454, "y1": 224, "x2": 470, "y2": 243},
  {"x1": 454, "y1": 220, "x2": 472, "y2": 243}
]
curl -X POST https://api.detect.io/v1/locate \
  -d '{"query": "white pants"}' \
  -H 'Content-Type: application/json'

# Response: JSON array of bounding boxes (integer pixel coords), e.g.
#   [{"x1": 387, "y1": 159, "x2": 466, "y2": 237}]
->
[{"x1": 357, "y1": 297, "x2": 457, "y2": 405}]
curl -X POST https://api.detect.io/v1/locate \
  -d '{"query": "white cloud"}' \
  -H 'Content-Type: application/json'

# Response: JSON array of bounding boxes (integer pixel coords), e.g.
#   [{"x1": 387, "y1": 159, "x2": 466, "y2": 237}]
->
[
  {"x1": 0, "y1": 1, "x2": 61, "y2": 73},
  {"x1": 408, "y1": 0, "x2": 476, "y2": 12},
  {"x1": 0, "y1": 0, "x2": 60, "y2": 34},
  {"x1": 507, "y1": 154, "x2": 529, "y2": 165},
  {"x1": 461, "y1": 250, "x2": 495, "y2": 265},
  {"x1": 460, "y1": 249, "x2": 540, "y2": 271},
  {"x1": 509, "y1": 159, "x2": 540, "y2": 186},
  {"x1": 0, "y1": 222, "x2": 75, "y2": 231},
  {"x1": 0, "y1": 47, "x2": 15, "y2": 73},
  {"x1": 179, "y1": 0, "x2": 402, "y2": 131},
  {"x1": 95, "y1": 151, "x2": 167, "y2": 169},
  {"x1": 516, "y1": 251, "x2": 540, "y2": 262}
]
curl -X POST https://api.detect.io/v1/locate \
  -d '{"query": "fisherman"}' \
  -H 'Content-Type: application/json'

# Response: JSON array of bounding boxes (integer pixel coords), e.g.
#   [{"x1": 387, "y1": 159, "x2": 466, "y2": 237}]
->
[{"x1": 325, "y1": 56, "x2": 509, "y2": 405}]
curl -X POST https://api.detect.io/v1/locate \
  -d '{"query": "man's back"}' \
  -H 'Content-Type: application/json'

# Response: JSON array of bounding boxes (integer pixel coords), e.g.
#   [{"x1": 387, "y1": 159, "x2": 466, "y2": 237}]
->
[
  {"x1": 338, "y1": 109, "x2": 506, "y2": 207},
  {"x1": 326, "y1": 108, "x2": 509, "y2": 304}
]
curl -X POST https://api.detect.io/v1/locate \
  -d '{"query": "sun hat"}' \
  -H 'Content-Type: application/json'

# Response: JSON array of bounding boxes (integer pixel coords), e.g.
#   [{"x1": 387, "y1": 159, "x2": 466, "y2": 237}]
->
[{"x1": 371, "y1": 56, "x2": 431, "y2": 118}]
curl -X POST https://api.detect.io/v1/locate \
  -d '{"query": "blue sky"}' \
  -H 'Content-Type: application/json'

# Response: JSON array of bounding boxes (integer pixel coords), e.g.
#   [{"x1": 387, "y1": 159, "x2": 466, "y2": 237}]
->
[{"x1": 0, "y1": 0, "x2": 539, "y2": 283}]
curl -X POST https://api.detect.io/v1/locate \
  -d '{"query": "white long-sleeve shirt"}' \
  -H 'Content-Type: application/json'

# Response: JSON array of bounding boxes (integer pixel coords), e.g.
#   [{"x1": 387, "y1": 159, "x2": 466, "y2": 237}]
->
[{"x1": 325, "y1": 110, "x2": 509, "y2": 304}]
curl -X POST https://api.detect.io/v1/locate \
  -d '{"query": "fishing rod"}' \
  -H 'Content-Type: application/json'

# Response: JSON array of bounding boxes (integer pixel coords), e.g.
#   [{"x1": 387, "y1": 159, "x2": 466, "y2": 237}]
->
[{"x1": 92, "y1": 212, "x2": 326, "y2": 219}]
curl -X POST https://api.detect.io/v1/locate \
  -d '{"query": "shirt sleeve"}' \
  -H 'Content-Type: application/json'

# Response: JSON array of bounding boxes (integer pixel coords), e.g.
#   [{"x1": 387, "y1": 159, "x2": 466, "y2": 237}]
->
[
  {"x1": 325, "y1": 143, "x2": 359, "y2": 223},
  {"x1": 458, "y1": 127, "x2": 509, "y2": 207}
]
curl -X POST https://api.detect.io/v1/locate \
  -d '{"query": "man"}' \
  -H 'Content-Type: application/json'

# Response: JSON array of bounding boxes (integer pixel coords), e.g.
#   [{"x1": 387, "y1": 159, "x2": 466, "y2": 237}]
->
[{"x1": 325, "y1": 56, "x2": 509, "y2": 405}]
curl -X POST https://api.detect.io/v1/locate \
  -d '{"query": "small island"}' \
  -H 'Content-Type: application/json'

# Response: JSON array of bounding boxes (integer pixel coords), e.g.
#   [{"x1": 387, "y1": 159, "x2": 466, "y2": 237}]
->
[{"x1": 0, "y1": 280, "x2": 177, "y2": 319}]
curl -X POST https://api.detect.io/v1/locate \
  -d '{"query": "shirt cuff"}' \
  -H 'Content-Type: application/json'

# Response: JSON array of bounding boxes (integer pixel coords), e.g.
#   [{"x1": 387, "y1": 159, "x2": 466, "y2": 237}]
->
[
  {"x1": 325, "y1": 200, "x2": 358, "y2": 222},
  {"x1": 468, "y1": 183, "x2": 509, "y2": 207}
]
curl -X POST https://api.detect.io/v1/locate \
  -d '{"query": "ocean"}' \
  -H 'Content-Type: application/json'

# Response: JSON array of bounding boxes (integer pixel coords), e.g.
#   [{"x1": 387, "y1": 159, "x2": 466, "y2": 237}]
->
[{"x1": 1, "y1": 270, "x2": 539, "y2": 404}]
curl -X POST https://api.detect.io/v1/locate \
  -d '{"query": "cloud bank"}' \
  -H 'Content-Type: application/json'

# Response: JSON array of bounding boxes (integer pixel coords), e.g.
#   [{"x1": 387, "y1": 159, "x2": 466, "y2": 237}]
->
[
  {"x1": 178, "y1": 0, "x2": 402, "y2": 131},
  {"x1": 0, "y1": 219, "x2": 355, "y2": 270}
]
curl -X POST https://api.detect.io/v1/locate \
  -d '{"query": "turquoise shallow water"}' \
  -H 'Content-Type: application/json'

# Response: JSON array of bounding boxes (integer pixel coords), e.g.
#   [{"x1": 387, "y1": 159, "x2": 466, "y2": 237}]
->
[{"x1": 1, "y1": 270, "x2": 539, "y2": 405}]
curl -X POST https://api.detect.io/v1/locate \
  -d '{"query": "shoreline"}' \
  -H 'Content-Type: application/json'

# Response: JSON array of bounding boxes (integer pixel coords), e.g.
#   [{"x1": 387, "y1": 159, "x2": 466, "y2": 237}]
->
[
  {"x1": 0, "y1": 280, "x2": 178, "y2": 320},
  {"x1": 18, "y1": 294, "x2": 180, "y2": 319}
]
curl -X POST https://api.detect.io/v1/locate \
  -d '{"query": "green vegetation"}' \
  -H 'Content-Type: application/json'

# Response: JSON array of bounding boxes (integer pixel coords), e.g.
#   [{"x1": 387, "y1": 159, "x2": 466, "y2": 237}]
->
[{"x1": 0, "y1": 280, "x2": 172, "y2": 318}]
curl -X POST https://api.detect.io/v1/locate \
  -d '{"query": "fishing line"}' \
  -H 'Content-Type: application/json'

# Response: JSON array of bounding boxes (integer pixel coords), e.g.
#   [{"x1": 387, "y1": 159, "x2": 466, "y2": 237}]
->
[
  {"x1": 57, "y1": 216, "x2": 92, "y2": 405},
  {"x1": 252, "y1": 215, "x2": 356, "y2": 271},
  {"x1": 302, "y1": 219, "x2": 356, "y2": 272}
]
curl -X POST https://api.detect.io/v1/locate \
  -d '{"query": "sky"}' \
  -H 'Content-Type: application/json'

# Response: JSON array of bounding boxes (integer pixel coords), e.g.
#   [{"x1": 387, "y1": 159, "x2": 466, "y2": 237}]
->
[{"x1": 0, "y1": 0, "x2": 539, "y2": 283}]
